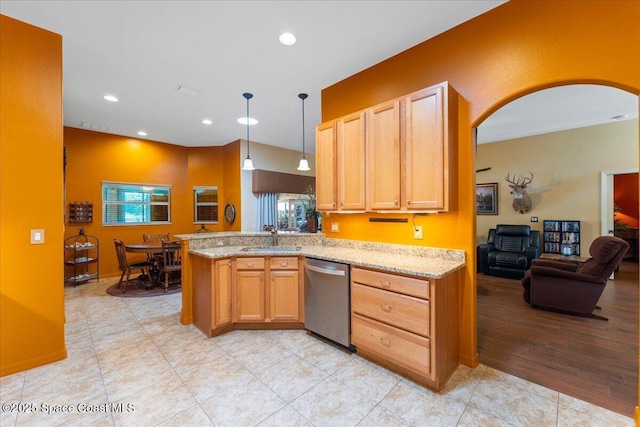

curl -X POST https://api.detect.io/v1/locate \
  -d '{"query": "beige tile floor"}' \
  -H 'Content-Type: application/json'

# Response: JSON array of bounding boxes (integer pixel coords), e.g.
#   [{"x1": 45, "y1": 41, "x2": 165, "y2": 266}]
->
[{"x1": 0, "y1": 278, "x2": 634, "y2": 427}]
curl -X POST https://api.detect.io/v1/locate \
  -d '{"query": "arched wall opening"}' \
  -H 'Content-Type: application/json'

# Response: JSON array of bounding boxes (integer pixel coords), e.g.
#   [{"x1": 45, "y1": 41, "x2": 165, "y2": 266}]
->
[{"x1": 472, "y1": 82, "x2": 639, "y2": 414}]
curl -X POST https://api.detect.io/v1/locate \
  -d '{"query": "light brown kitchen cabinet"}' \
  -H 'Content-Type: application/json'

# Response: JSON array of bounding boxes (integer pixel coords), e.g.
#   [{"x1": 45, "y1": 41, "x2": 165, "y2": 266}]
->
[
  {"x1": 403, "y1": 84, "x2": 457, "y2": 211},
  {"x1": 234, "y1": 256, "x2": 304, "y2": 324},
  {"x1": 214, "y1": 259, "x2": 232, "y2": 327},
  {"x1": 315, "y1": 121, "x2": 337, "y2": 211},
  {"x1": 316, "y1": 112, "x2": 366, "y2": 211},
  {"x1": 315, "y1": 81, "x2": 458, "y2": 213},
  {"x1": 269, "y1": 257, "x2": 300, "y2": 321},
  {"x1": 337, "y1": 112, "x2": 367, "y2": 210},
  {"x1": 235, "y1": 257, "x2": 266, "y2": 322},
  {"x1": 191, "y1": 256, "x2": 232, "y2": 337},
  {"x1": 350, "y1": 266, "x2": 459, "y2": 391},
  {"x1": 366, "y1": 100, "x2": 401, "y2": 211},
  {"x1": 192, "y1": 255, "x2": 304, "y2": 336}
]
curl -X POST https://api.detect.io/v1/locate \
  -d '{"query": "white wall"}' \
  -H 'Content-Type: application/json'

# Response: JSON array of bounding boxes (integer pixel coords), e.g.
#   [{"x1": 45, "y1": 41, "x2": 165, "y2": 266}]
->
[
  {"x1": 476, "y1": 119, "x2": 638, "y2": 254},
  {"x1": 240, "y1": 140, "x2": 316, "y2": 231}
]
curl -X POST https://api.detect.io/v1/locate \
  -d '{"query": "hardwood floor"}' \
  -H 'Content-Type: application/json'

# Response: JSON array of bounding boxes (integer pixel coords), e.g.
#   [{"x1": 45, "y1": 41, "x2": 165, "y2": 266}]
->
[{"x1": 477, "y1": 260, "x2": 638, "y2": 417}]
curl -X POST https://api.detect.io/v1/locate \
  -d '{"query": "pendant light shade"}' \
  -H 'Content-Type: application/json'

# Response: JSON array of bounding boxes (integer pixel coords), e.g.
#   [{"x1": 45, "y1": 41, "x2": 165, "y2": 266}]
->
[
  {"x1": 242, "y1": 92, "x2": 255, "y2": 171},
  {"x1": 297, "y1": 93, "x2": 310, "y2": 171}
]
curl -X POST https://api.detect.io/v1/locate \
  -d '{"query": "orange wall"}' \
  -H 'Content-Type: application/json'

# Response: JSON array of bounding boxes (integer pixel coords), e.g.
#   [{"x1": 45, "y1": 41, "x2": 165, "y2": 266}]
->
[
  {"x1": 1, "y1": 16, "x2": 66, "y2": 376},
  {"x1": 320, "y1": 0, "x2": 640, "y2": 394},
  {"x1": 615, "y1": 173, "x2": 639, "y2": 229},
  {"x1": 187, "y1": 146, "x2": 227, "y2": 232},
  {"x1": 64, "y1": 128, "x2": 235, "y2": 277},
  {"x1": 222, "y1": 140, "x2": 242, "y2": 231}
]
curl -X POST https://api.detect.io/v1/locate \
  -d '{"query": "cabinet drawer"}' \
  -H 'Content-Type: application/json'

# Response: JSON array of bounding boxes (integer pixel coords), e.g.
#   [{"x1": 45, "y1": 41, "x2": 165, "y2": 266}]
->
[
  {"x1": 269, "y1": 257, "x2": 298, "y2": 270},
  {"x1": 236, "y1": 257, "x2": 265, "y2": 270},
  {"x1": 351, "y1": 267, "x2": 429, "y2": 299},
  {"x1": 352, "y1": 283, "x2": 430, "y2": 337},
  {"x1": 352, "y1": 314, "x2": 430, "y2": 375}
]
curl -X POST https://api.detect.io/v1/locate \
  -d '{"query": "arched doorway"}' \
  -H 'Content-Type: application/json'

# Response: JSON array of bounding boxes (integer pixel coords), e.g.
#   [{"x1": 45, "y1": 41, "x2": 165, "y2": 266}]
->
[{"x1": 473, "y1": 83, "x2": 639, "y2": 415}]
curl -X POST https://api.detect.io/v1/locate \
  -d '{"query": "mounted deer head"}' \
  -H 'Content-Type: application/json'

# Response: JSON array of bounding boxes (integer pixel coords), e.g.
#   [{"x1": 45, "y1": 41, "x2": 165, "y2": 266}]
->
[{"x1": 505, "y1": 172, "x2": 533, "y2": 213}]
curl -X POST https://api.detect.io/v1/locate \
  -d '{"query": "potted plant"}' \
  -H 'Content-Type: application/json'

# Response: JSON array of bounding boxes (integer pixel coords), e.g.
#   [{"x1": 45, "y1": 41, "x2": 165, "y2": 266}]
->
[{"x1": 302, "y1": 185, "x2": 319, "y2": 233}]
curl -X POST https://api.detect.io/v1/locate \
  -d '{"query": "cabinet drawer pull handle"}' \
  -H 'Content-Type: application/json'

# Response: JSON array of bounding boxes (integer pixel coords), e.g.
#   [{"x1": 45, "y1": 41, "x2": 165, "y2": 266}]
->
[
  {"x1": 394, "y1": 199, "x2": 398, "y2": 205},
  {"x1": 380, "y1": 304, "x2": 392, "y2": 312},
  {"x1": 380, "y1": 280, "x2": 392, "y2": 288},
  {"x1": 380, "y1": 337, "x2": 391, "y2": 347},
  {"x1": 407, "y1": 199, "x2": 411, "y2": 205},
  {"x1": 247, "y1": 263, "x2": 254, "y2": 267},
  {"x1": 280, "y1": 262, "x2": 288, "y2": 267}
]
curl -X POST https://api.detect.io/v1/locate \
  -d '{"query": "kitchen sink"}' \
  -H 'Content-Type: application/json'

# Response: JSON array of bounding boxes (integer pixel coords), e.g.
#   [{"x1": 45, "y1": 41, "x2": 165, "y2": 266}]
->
[{"x1": 240, "y1": 246, "x2": 302, "y2": 253}]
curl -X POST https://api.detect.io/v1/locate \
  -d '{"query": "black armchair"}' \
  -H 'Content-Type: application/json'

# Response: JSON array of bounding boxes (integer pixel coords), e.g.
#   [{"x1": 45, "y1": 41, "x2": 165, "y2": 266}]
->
[{"x1": 477, "y1": 224, "x2": 540, "y2": 279}]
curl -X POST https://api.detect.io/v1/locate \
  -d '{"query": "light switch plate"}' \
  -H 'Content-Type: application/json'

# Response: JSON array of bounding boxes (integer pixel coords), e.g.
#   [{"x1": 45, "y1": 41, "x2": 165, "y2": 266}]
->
[
  {"x1": 530, "y1": 216, "x2": 538, "y2": 222},
  {"x1": 331, "y1": 222, "x2": 339, "y2": 232},
  {"x1": 31, "y1": 229, "x2": 45, "y2": 244},
  {"x1": 414, "y1": 226, "x2": 423, "y2": 239}
]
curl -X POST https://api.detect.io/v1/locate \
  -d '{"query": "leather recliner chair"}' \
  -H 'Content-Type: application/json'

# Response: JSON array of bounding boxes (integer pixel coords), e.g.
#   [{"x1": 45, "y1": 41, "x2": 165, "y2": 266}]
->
[
  {"x1": 477, "y1": 224, "x2": 540, "y2": 279},
  {"x1": 521, "y1": 235, "x2": 629, "y2": 320}
]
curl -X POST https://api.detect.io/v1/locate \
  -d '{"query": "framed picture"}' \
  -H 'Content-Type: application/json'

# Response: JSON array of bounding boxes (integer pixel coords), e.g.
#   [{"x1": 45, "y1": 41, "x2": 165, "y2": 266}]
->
[{"x1": 476, "y1": 183, "x2": 498, "y2": 215}]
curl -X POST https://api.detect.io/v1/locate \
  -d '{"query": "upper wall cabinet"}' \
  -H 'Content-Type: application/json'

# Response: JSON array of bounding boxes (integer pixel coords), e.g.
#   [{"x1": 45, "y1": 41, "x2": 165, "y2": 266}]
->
[
  {"x1": 403, "y1": 84, "x2": 457, "y2": 211},
  {"x1": 367, "y1": 100, "x2": 402, "y2": 211},
  {"x1": 315, "y1": 121, "x2": 338, "y2": 211},
  {"x1": 316, "y1": 81, "x2": 458, "y2": 213},
  {"x1": 316, "y1": 112, "x2": 367, "y2": 211}
]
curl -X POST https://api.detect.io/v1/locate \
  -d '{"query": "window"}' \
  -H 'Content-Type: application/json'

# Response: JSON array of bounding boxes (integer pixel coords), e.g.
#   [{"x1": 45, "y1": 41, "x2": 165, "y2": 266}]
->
[
  {"x1": 277, "y1": 193, "x2": 307, "y2": 231},
  {"x1": 102, "y1": 182, "x2": 171, "y2": 225},
  {"x1": 194, "y1": 186, "x2": 218, "y2": 223}
]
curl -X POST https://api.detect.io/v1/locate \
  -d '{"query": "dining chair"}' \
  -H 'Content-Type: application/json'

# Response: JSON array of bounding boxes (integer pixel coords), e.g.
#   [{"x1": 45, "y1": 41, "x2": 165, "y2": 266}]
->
[
  {"x1": 159, "y1": 240, "x2": 182, "y2": 293},
  {"x1": 142, "y1": 233, "x2": 170, "y2": 271},
  {"x1": 113, "y1": 239, "x2": 155, "y2": 293}
]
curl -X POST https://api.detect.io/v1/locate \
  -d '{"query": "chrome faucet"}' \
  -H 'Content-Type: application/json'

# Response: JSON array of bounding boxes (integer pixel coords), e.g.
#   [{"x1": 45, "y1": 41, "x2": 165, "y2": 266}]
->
[{"x1": 263, "y1": 225, "x2": 278, "y2": 246}]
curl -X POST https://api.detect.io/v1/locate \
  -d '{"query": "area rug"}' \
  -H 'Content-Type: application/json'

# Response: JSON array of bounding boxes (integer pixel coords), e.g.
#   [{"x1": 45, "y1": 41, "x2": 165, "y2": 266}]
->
[{"x1": 106, "y1": 279, "x2": 181, "y2": 298}]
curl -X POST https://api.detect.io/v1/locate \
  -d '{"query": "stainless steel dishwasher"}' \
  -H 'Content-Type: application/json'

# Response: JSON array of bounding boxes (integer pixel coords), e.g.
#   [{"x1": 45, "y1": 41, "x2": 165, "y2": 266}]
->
[{"x1": 304, "y1": 257, "x2": 352, "y2": 349}]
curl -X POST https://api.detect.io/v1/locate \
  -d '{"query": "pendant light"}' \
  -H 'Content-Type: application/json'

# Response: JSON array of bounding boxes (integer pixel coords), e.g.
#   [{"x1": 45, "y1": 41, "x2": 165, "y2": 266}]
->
[
  {"x1": 297, "y1": 93, "x2": 310, "y2": 171},
  {"x1": 242, "y1": 92, "x2": 255, "y2": 171}
]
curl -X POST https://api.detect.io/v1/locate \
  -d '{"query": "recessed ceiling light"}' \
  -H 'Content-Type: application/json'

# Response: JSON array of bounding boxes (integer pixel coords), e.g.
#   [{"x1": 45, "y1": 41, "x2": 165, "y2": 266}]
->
[
  {"x1": 104, "y1": 95, "x2": 118, "y2": 102},
  {"x1": 237, "y1": 117, "x2": 258, "y2": 125},
  {"x1": 202, "y1": 119, "x2": 213, "y2": 125},
  {"x1": 279, "y1": 32, "x2": 296, "y2": 46},
  {"x1": 137, "y1": 131, "x2": 147, "y2": 136}
]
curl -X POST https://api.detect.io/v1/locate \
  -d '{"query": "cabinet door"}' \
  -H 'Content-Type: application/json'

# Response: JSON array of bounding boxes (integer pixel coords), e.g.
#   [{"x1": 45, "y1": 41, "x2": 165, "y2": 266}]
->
[
  {"x1": 236, "y1": 271, "x2": 265, "y2": 322},
  {"x1": 214, "y1": 259, "x2": 232, "y2": 327},
  {"x1": 316, "y1": 121, "x2": 337, "y2": 211},
  {"x1": 337, "y1": 112, "x2": 366, "y2": 210},
  {"x1": 270, "y1": 270, "x2": 299, "y2": 321},
  {"x1": 367, "y1": 100, "x2": 401, "y2": 210},
  {"x1": 404, "y1": 86, "x2": 446, "y2": 209},
  {"x1": 192, "y1": 255, "x2": 214, "y2": 335}
]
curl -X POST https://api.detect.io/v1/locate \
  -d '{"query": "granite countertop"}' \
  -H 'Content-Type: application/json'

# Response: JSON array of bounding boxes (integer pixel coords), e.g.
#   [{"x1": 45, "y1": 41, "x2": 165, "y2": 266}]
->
[{"x1": 189, "y1": 244, "x2": 465, "y2": 279}]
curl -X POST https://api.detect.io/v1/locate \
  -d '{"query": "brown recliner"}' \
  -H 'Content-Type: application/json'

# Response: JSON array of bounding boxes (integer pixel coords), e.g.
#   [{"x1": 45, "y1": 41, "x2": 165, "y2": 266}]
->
[{"x1": 521, "y1": 236, "x2": 629, "y2": 320}]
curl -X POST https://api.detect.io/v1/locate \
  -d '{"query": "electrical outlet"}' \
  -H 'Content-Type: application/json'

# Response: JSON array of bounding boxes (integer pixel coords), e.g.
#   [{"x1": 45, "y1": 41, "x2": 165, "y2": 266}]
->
[
  {"x1": 414, "y1": 225, "x2": 423, "y2": 239},
  {"x1": 331, "y1": 222, "x2": 339, "y2": 232},
  {"x1": 530, "y1": 216, "x2": 538, "y2": 222}
]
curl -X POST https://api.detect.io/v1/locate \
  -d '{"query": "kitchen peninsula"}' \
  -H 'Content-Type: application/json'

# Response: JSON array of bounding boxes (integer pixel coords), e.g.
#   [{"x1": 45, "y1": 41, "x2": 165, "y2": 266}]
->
[{"x1": 177, "y1": 232, "x2": 465, "y2": 391}]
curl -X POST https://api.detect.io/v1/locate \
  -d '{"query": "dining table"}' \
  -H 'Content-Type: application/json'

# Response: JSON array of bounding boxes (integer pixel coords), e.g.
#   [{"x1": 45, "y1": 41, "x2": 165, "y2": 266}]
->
[
  {"x1": 124, "y1": 242, "x2": 164, "y2": 254},
  {"x1": 124, "y1": 242, "x2": 165, "y2": 287}
]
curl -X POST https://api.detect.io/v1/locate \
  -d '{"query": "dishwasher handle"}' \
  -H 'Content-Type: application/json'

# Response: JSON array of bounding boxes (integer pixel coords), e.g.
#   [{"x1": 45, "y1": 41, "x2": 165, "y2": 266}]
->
[{"x1": 305, "y1": 263, "x2": 346, "y2": 276}]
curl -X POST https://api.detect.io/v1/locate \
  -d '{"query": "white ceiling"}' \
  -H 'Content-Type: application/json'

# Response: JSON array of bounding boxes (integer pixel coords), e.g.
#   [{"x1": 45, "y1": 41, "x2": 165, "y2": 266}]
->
[
  {"x1": 477, "y1": 84, "x2": 638, "y2": 144},
  {"x1": 2, "y1": 1, "x2": 637, "y2": 153}
]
